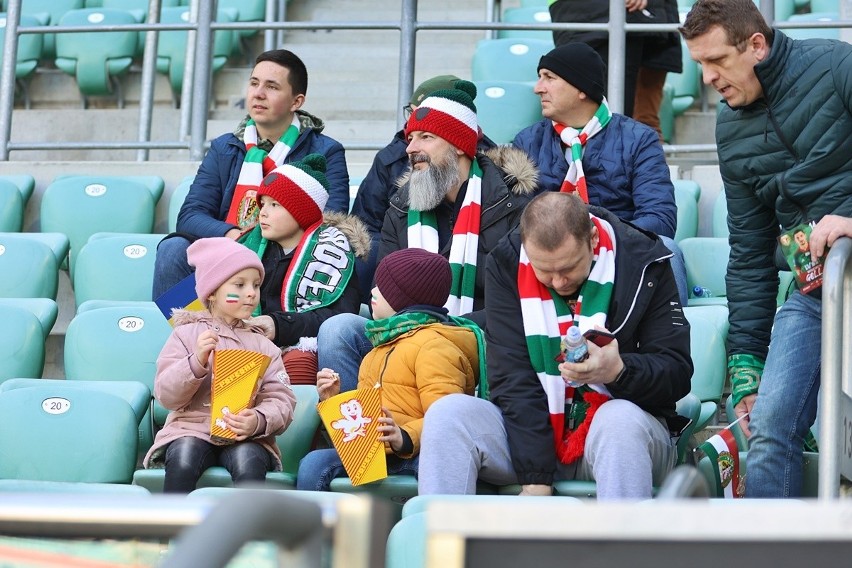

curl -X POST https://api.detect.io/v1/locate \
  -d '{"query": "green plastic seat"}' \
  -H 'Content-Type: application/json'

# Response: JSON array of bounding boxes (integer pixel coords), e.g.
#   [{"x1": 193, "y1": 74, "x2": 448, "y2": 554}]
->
[
  {"x1": 0, "y1": 173, "x2": 35, "y2": 204},
  {"x1": 0, "y1": 385, "x2": 138, "y2": 483},
  {"x1": 697, "y1": 448, "x2": 819, "y2": 498},
  {"x1": 784, "y1": 12, "x2": 840, "y2": 40},
  {"x1": 497, "y1": 7, "x2": 553, "y2": 41},
  {"x1": 156, "y1": 6, "x2": 236, "y2": 104},
  {"x1": 0, "y1": 479, "x2": 151, "y2": 494},
  {"x1": 52, "y1": 173, "x2": 165, "y2": 201},
  {"x1": 219, "y1": 0, "x2": 266, "y2": 57},
  {"x1": 659, "y1": 83, "x2": 676, "y2": 143},
  {"x1": 54, "y1": 8, "x2": 139, "y2": 105},
  {"x1": 471, "y1": 37, "x2": 554, "y2": 82},
  {"x1": 73, "y1": 232, "x2": 167, "y2": 309},
  {"x1": 168, "y1": 176, "x2": 193, "y2": 233},
  {"x1": 0, "y1": 297, "x2": 58, "y2": 338},
  {"x1": 13, "y1": 0, "x2": 84, "y2": 59},
  {"x1": 473, "y1": 80, "x2": 542, "y2": 143},
  {"x1": 40, "y1": 175, "x2": 158, "y2": 275},
  {"x1": 0, "y1": 180, "x2": 23, "y2": 232},
  {"x1": 133, "y1": 384, "x2": 321, "y2": 491},
  {"x1": 680, "y1": 237, "x2": 730, "y2": 306},
  {"x1": 0, "y1": 13, "x2": 44, "y2": 108},
  {"x1": 712, "y1": 190, "x2": 728, "y2": 238},
  {"x1": 664, "y1": 38, "x2": 701, "y2": 116},
  {"x1": 684, "y1": 307, "x2": 727, "y2": 431},
  {"x1": 0, "y1": 233, "x2": 60, "y2": 298},
  {"x1": 0, "y1": 304, "x2": 44, "y2": 383},
  {"x1": 674, "y1": 183, "x2": 699, "y2": 242}
]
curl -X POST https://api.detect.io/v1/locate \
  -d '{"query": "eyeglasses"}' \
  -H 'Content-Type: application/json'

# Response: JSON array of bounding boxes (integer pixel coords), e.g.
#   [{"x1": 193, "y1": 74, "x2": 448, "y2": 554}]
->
[{"x1": 402, "y1": 104, "x2": 414, "y2": 120}]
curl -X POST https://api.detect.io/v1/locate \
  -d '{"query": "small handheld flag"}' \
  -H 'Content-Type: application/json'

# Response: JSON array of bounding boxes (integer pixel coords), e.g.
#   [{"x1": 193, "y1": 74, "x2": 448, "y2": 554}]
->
[{"x1": 155, "y1": 272, "x2": 204, "y2": 325}]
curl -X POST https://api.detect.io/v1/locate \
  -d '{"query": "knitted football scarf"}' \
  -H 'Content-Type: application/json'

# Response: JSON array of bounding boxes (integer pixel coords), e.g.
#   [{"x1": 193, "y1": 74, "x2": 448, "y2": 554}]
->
[
  {"x1": 552, "y1": 99, "x2": 612, "y2": 203},
  {"x1": 518, "y1": 214, "x2": 616, "y2": 464},
  {"x1": 226, "y1": 115, "x2": 301, "y2": 229},
  {"x1": 239, "y1": 220, "x2": 355, "y2": 316},
  {"x1": 406, "y1": 157, "x2": 483, "y2": 316}
]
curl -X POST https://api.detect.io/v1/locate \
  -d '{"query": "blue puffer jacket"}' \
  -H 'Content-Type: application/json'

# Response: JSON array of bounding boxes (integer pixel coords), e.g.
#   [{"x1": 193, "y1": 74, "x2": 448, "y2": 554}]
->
[
  {"x1": 512, "y1": 114, "x2": 676, "y2": 238},
  {"x1": 176, "y1": 111, "x2": 350, "y2": 239}
]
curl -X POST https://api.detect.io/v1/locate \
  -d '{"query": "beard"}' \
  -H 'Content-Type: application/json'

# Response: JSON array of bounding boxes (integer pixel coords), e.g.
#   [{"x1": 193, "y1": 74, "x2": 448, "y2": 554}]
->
[{"x1": 407, "y1": 147, "x2": 460, "y2": 212}]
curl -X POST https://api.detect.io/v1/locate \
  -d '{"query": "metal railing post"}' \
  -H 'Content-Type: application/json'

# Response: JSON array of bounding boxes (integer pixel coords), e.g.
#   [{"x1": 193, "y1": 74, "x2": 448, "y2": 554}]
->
[
  {"x1": 264, "y1": 0, "x2": 276, "y2": 51},
  {"x1": 398, "y1": 0, "x2": 417, "y2": 129},
  {"x1": 189, "y1": 0, "x2": 215, "y2": 161},
  {"x1": 0, "y1": 0, "x2": 22, "y2": 161},
  {"x1": 607, "y1": 0, "x2": 626, "y2": 114},
  {"x1": 136, "y1": 0, "x2": 162, "y2": 162},
  {"x1": 819, "y1": 237, "x2": 852, "y2": 499},
  {"x1": 179, "y1": 0, "x2": 199, "y2": 141}
]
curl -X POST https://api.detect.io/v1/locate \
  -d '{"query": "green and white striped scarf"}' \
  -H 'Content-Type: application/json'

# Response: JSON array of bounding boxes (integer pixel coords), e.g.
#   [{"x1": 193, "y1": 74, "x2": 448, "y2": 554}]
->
[
  {"x1": 518, "y1": 214, "x2": 616, "y2": 463},
  {"x1": 406, "y1": 157, "x2": 483, "y2": 316}
]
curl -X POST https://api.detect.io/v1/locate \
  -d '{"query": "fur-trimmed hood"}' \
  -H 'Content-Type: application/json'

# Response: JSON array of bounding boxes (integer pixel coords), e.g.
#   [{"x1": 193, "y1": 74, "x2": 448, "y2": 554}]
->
[
  {"x1": 322, "y1": 211, "x2": 371, "y2": 260},
  {"x1": 393, "y1": 144, "x2": 538, "y2": 197}
]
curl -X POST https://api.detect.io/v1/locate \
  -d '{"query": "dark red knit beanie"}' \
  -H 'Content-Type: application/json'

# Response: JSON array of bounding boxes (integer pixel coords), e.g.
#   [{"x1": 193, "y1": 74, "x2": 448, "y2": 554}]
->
[{"x1": 374, "y1": 248, "x2": 452, "y2": 311}]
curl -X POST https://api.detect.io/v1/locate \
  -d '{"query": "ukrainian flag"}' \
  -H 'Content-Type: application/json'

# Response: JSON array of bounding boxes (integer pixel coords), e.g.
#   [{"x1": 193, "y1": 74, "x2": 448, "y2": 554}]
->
[{"x1": 155, "y1": 273, "x2": 204, "y2": 325}]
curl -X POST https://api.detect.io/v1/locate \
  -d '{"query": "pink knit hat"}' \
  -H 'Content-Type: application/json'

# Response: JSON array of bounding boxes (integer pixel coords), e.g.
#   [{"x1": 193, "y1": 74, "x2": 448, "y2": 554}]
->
[
  {"x1": 374, "y1": 248, "x2": 452, "y2": 311},
  {"x1": 187, "y1": 237, "x2": 264, "y2": 300}
]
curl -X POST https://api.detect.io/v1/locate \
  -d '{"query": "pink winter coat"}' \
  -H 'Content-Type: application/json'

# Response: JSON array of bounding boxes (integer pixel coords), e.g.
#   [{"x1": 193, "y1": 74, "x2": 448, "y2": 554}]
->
[{"x1": 143, "y1": 310, "x2": 296, "y2": 470}]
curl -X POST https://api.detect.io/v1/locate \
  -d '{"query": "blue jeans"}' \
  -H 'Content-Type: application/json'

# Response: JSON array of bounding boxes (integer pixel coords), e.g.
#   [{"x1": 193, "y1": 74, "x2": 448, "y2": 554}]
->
[
  {"x1": 152, "y1": 235, "x2": 193, "y2": 300},
  {"x1": 660, "y1": 236, "x2": 688, "y2": 307},
  {"x1": 316, "y1": 313, "x2": 372, "y2": 393},
  {"x1": 745, "y1": 291, "x2": 821, "y2": 498},
  {"x1": 296, "y1": 447, "x2": 419, "y2": 491},
  {"x1": 163, "y1": 436, "x2": 273, "y2": 494}
]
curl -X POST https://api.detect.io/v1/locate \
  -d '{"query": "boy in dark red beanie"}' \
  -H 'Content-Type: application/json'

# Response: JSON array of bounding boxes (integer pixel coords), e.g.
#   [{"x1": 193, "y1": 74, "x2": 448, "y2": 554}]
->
[{"x1": 297, "y1": 248, "x2": 486, "y2": 491}]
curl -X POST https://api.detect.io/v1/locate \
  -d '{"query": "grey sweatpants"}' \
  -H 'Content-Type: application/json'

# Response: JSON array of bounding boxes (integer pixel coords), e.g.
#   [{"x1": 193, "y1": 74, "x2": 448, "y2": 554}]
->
[{"x1": 418, "y1": 394, "x2": 676, "y2": 500}]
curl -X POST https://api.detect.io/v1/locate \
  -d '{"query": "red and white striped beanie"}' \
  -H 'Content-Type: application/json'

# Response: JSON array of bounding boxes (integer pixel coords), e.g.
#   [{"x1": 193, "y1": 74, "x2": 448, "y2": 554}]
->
[
  {"x1": 404, "y1": 80, "x2": 478, "y2": 159},
  {"x1": 257, "y1": 153, "x2": 329, "y2": 230}
]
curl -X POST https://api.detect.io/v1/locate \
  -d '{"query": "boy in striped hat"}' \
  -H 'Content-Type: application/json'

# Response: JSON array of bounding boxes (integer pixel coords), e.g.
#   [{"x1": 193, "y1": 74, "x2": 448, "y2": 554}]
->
[{"x1": 419, "y1": 191, "x2": 692, "y2": 500}]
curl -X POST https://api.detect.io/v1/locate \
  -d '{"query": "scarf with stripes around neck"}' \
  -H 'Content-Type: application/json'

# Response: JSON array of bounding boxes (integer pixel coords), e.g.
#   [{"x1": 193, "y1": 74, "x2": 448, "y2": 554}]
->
[
  {"x1": 517, "y1": 214, "x2": 616, "y2": 464},
  {"x1": 552, "y1": 99, "x2": 612, "y2": 203}
]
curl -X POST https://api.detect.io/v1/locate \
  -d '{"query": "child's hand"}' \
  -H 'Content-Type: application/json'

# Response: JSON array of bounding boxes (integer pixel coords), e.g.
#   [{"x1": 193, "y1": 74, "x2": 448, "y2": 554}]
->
[
  {"x1": 223, "y1": 408, "x2": 259, "y2": 441},
  {"x1": 316, "y1": 368, "x2": 341, "y2": 401},
  {"x1": 195, "y1": 330, "x2": 219, "y2": 367},
  {"x1": 377, "y1": 407, "x2": 403, "y2": 452}
]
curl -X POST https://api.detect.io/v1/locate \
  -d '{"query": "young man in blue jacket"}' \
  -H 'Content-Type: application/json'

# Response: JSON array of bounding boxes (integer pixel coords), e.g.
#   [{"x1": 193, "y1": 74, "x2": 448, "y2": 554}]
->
[{"x1": 152, "y1": 49, "x2": 350, "y2": 299}]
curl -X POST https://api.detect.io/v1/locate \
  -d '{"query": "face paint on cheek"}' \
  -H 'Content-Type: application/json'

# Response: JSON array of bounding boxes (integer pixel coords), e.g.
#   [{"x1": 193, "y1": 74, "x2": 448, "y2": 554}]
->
[{"x1": 225, "y1": 294, "x2": 240, "y2": 304}]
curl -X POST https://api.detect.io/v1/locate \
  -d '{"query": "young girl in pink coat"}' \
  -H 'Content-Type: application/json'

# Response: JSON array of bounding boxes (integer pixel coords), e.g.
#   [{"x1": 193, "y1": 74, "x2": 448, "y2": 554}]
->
[{"x1": 144, "y1": 237, "x2": 296, "y2": 493}]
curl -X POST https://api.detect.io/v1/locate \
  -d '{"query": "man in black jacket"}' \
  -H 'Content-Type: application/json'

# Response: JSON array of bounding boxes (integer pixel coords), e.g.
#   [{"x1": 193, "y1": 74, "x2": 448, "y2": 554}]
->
[{"x1": 419, "y1": 192, "x2": 692, "y2": 499}]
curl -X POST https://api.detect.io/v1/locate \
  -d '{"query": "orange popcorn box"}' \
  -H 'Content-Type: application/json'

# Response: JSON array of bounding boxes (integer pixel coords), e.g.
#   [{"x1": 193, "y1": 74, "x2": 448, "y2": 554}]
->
[
  {"x1": 210, "y1": 349, "x2": 272, "y2": 442},
  {"x1": 317, "y1": 387, "x2": 387, "y2": 486}
]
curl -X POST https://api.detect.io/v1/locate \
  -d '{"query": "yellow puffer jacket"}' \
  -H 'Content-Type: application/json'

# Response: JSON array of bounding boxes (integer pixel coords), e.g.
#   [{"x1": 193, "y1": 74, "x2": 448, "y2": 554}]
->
[{"x1": 358, "y1": 322, "x2": 479, "y2": 458}]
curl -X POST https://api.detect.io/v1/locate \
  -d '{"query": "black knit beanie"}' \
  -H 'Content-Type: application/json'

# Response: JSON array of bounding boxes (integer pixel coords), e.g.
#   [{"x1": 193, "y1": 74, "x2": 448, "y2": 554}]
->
[{"x1": 537, "y1": 42, "x2": 606, "y2": 104}]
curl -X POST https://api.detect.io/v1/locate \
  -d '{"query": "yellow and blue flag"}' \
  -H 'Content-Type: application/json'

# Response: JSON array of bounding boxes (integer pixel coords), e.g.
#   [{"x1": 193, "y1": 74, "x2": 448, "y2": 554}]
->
[{"x1": 154, "y1": 273, "x2": 204, "y2": 325}]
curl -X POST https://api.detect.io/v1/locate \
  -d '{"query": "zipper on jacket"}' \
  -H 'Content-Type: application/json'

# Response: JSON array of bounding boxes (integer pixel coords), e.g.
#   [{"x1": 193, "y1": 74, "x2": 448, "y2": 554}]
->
[{"x1": 377, "y1": 345, "x2": 397, "y2": 387}]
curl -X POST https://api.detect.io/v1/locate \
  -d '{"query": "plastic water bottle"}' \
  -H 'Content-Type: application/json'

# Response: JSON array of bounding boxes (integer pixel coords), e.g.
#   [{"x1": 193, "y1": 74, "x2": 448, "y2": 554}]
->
[
  {"x1": 692, "y1": 286, "x2": 713, "y2": 298},
  {"x1": 563, "y1": 326, "x2": 589, "y2": 363}
]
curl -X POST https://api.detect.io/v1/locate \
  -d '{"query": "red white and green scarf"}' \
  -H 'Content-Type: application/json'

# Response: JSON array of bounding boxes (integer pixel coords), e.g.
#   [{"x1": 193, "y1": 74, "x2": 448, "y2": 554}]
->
[
  {"x1": 518, "y1": 214, "x2": 616, "y2": 464},
  {"x1": 226, "y1": 115, "x2": 301, "y2": 229},
  {"x1": 406, "y1": 157, "x2": 483, "y2": 316},
  {"x1": 240, "y1": 220, "x2": 355, "y2": 316},
  {"x1": 553, "y1": 99, "x2": 612, "y2": 203}
]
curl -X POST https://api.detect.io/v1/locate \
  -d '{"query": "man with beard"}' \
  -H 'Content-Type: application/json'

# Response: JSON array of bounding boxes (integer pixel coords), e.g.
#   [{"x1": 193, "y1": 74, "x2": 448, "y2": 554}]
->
[{"x1": 316, "y1": 80, "x2": 539, "y2": 393}]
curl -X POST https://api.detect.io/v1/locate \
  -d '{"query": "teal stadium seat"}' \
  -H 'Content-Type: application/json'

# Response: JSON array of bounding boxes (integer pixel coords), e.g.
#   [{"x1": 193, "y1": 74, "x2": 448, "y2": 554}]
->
[
  {"x1": 0, "y1": 297, "x2": 59, "y2": 339},
  {"x1": 712, "y1": 190, "x2": 729, "y2": 238},
  {"x1": 0, "y1": 384, "x2": 138, "y2": 483},
  {"x1": 520, "y1": 0, "x2": 550, "y2": 6},
  {"x1": 0, "y1": 173, "x2": 35, "y2": 204},
  {"x1": 99, "y1": 0, "x2": 183, "y2": 56},
  {"x1": 10, "y1": 0, "x2": 85, "y2": 60},
  {"x1": 683, "y1": 306, "x2": 727, "y2": 431},
  {"x1": 133, "y1": 384, "x2": 322, "y2": 491},
  {"x1": 471, "y1": 38, "x2": 554, "y2": 82},
  {"x1": 673, "y1": 181, "x2": 699, "y2": 242},
  {"x1": 473, "y1": 80, "x2": 542, "y2": 143},
  {"x1": 156, "y1": 6, "x2": 236, "y2": 104},
  {"x1": 219, "y1": 0, "x2": 266, "y2": 57},
  {"x1": 0, "y1": 304, "x2": 45, "y2": 383},
  {"x1": 498, "y1": 7, "x2": 553, "y2": 41},
  {"x1": 54, "y1": 8, "x2": 139, "y2": 106},
  {"x1": 0, "y1": 178, "x2": 23, "y2": 231},
  {"x1": 784, "y1": 12, "x2": 840, "y2": 40},
  {"x1": 662, "y1": 38, "x2": 701, "y2": 140},
  {"x1": 680, "y1": 237, "x2": 730, "y2": 306},
  {"x1": 40, "y1": 175, "x2": 160, "y2": 275},
  {"x1": 0, "y1": 479, "x2": 151, "y2": 494},
  {"x1": 168, "y1": 176, "x2": 193, "y2": 232},
  {"x1": 73, "y1": 232, "x2": 167, "y2": 309},
  {"x1": 0, "y1": 233, "x2": 60, "y2": 298},
  {"x1": 0, "y1": 13, "x2": 45, "y2": 108}
]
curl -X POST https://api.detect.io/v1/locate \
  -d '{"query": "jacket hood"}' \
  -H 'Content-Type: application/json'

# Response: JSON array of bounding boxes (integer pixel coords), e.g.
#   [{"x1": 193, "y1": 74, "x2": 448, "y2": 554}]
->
[
  {"x1": 233, "y1": 109, "x2": 326, "y2": 141},
  {"x1": 322, "y1": 211, "x2": 372, "y2": 260},
  {"x1": 393, "y1": 145, "x2": 538, "y2": 197},
  {"x1": 171, "y1": 309, "x2": 269, "y2": 335}
]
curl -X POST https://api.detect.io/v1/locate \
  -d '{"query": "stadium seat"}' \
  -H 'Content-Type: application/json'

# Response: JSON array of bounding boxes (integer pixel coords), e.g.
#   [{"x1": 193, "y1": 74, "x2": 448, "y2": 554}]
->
[
  {"x1": 54, "y1": 8, "x2": 139, "y2": 106},
  {"x1": 13, "y1": 0, "x2": 84, "y2": 60},
  {"x1": 100, "y1": 0, "x2": 181, "y2": 21},
  {"x1": 712, "y1": 190, "x2": 729, "y2": 238},
  {"x1": 684, "y1": 307, "x2": 727, "y2": 431},
  {"x1": 219, "y1": 0, "x2": 266, "y2": 57},
  {"x1": 473, "y1": 80, "x2": 542, "y2": 143},
  {"x1": 0, "y1": 178, "x2": 23, "y2": 232},
  {"x1": 680, "y1": 237, "x2": 730, "y2": 306},
  {"x1": 0, "y1": 384, "x2": 138, "y2": 483},
  {"x1": 498, "y1": 7, "x2": 553, "y2": 41},
  {"x1": 784, "y1": 12, "x2": 840, "y2": 40},
  {"x1": 471, "y1": 37, "x2": 554, "y2": 82},
  {"x1": 0, "y1": 232, "x2": 60, "y2": 298},
  {"x1": 0, "y1": 304, "x2": 45, "y2": 383},
  {"x1": 156, "y1": 6, "x2": 236, "y2": 105},
  {"x1": 73, "y1": 232, "x2": 167, "y2": 308},
  {"x1": 0, "y1": 13, "x2": 45, "y2": 108},
  {"x1": 664, "y1": 38, "x2": 701, "y2": 117},
  {"x1": 0, "y1": 173, "x2": 35, "y2": 204},
  {"x1": 168, "y1": 176, "x2": 193, "y2": 233},
  {"x1": 0, "y1": 297, "x2": 58, "y2": 338},
  {"x1": 0, "y1": 479, "x2": 151, "y2": 494},
  {"x1": 40, "y1": 175, "x2": 159, "y2": 275},
  {"x1": 133, "y1": 384, "x2": 322, "y2": 491},
  {"x1": 674, "y1": 182, "x2": 699, "y2": 242}
]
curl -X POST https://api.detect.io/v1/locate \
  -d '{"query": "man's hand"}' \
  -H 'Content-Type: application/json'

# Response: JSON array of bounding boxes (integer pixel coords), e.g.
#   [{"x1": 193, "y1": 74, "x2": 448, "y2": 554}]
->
[
  {"x1": 519, "y1": 484, "x2": 553, "y2": 496},
  {"x1": 246, "y1": 315, "x2": 276, "y2": 340},
  {"x1": 625, "y1": 0, "x2": 648, "y2": 12},
  {"x1": 734, "y1": 393, "x2": 757, "y2": 438},
  {"x1": 558, "y1": 328, "x2": 623, "y2": 385},
  {"x1": 808, "y1": 215, "x2": 852, "y2": 261},
  {"x1": 316, "y1": 368, "x2": 341, "y2": 401}
]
